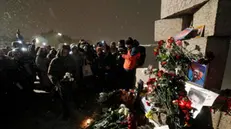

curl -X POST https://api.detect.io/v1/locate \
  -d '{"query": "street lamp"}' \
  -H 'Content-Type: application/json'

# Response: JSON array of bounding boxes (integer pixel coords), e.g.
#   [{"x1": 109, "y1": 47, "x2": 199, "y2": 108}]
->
[{"x1": 57, "y1": 33, "x2": 62, "y2": 36}]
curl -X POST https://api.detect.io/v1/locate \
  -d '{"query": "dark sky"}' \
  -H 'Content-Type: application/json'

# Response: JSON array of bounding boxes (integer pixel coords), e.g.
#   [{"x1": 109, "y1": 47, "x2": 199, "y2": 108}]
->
[{"x1": 0, "y1": 0, "x2": 161, "y2": 44}]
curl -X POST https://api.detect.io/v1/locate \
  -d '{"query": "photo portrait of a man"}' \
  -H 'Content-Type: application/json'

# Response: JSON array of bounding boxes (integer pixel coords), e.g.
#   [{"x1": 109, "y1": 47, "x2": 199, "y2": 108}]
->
[
  {"x1": 188, "y1": 88, "x2": 207, "y2": 118},
  {"x1": 188, "y1": 88, "x2": 207, "y2": 108},
  {"x1": 188, "y1": 62, "x2": 207, "y2": 87}
]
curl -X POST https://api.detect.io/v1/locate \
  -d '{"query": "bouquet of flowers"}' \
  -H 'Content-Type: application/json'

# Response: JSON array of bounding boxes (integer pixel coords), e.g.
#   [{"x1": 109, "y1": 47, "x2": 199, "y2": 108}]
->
[{"x1": 87, "y1": 105, "x2": 130, "y2": 129}]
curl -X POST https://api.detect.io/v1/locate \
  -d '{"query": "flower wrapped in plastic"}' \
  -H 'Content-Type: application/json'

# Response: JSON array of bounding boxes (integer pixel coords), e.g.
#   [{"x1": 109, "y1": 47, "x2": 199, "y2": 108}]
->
[{"x1": 62, "y1": 72, "x2": 74, "y2": 82}]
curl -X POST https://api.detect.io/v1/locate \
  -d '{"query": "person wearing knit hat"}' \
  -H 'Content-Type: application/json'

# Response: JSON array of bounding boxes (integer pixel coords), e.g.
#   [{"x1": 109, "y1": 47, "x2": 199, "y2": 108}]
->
[{"x1": 122, "y1": 37, "x2": 141, "y2": 91}]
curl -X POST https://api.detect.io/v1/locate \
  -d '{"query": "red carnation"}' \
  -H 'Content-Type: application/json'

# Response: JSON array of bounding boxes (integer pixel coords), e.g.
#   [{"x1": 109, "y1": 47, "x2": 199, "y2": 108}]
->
[
  {"x1": 185, "y1": 103, "x2": 192, "y2": 109},
  {"x1": 146, "y1": 101, "x2": 151, "y2": 106},
  {"x1": 147, "y1": 78, "x2": 156, "y2": 85},
  {"x1": 153, "y1": 51, "x2": 158, "y2": 56},
  {"x1": 168, "y1": 72, "x2": 175, "y2": 77},
  {"x1": 158, "y1": 40, "x2": 164, "y2": 46},
  {"x1": 157, "y1": 70, "x2": 164, "y2": 77},
  {"x1": 161, "y1": 61, "x2": 167, "y2": 66},
  {"x1": 167, "y1": 37, "x2": 174, "y2": 43},
  {"x1": 176, "y1": 40, "x2": 183, "y2": 46},
  {"x1": 176, "y1": 55, "x2": 181, "y2": 59},
  {"x1": 153, "y1": 48, "x2": 159, "y2": 56}
]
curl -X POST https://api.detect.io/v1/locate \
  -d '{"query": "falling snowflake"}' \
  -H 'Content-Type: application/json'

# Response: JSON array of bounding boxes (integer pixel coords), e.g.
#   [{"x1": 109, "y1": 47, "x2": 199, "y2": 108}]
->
[{"x1": 49, "y1": 8, "x2": 57, "y2": 19}]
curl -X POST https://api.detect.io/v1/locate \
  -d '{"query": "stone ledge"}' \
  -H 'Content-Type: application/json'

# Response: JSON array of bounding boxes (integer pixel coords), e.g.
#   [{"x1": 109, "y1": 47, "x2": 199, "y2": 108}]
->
[{"x1": 161, "y1": 0, "x2": 209, "y2": 19}]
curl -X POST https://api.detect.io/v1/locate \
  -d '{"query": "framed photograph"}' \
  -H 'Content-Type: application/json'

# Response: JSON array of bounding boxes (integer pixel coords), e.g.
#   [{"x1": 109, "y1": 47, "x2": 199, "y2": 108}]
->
[
  {"x1": 187, "y1": 62, "x2": 208, "y2": 87},
  {"x1": 174, "y1": 28, "x2": 194, "y2": 41}
]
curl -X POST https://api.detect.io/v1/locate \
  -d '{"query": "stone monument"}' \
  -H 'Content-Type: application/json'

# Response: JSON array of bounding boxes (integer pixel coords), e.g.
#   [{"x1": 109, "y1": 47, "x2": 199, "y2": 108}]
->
[{"x1": 155, "y1": 0, "x2": 231, "y2": 128}]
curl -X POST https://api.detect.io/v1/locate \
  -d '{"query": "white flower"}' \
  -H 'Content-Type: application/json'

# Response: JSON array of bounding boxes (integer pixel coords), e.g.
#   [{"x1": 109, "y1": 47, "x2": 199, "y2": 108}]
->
[
  {"x1": 120, "y1": 104, "x2": 126, "y2": 108},
  {"x1": 118, "y1": 108, "x2": 124, "y2": 114}
]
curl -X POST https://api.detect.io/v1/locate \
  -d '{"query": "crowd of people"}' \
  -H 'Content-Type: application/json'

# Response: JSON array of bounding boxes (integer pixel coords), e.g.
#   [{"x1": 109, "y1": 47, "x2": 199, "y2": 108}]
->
[{"x1": 0, "y1": 30, "x2": 146, "y2": 120}]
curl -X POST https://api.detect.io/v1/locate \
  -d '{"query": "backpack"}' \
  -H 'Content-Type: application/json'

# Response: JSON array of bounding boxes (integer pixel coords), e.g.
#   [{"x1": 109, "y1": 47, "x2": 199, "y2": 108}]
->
[{"x1": 137, "y1": 46, "x2": 146, "y2": 67}]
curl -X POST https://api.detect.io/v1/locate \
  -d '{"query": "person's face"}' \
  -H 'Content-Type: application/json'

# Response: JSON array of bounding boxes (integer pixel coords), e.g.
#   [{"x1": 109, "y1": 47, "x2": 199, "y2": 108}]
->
[
  {"x1": 126, "y1": 44, "x2": 132, "y2": 49},
  {"x1": 62, "y1": 49, "x2": 69, "y2": 57},
  {"x1": 189, "y1": 94, "x2": 200, "y2": 105},
  {"x1": 72, "y1": 49, "x2": 77, "y2": 54},
  {"x1": 193, "y1": 69, "x2": 200, "y2": 80},
  {"x1": 47, "y1": 46, "x2": 51, "y2": 51},
  {"x1": 97, "y1": 50, "x2": 103, "y2": 56}
]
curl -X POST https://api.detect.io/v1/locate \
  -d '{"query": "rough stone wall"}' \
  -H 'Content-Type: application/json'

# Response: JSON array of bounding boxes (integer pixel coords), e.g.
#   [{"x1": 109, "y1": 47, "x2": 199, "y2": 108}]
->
[
  {"x1": 193, "y1": 0, "x2": 231, "y2": 37},
  {"x1": 193, "y1": 0, "x2": 218, "y2": 36}
]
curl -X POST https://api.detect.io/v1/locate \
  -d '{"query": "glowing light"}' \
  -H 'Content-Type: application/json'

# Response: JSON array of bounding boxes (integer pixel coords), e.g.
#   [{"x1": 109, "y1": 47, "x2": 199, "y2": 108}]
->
[
  {"x1": 86, "y1": 119, "x2": 92, "y2": 125},
  {"x1": 17, "y1": 40, "x2": 22, "y2": 44},
  {"x1": 35, "y1": 38, "x2": 39, "y2": 43},
  {"x1": 33, "y1": 89, "x2": 48, "y2": 94},
  {"x1": 57, "y1": 33, "x2": 62, "y2": 36},
  {"x1": 21, "y1": 47, "x2": 27, "y2": 52},
  {"x1": 42, "y1": 42, "x2": 46, "y2": 46},
  {"x1": 80, "y1": 118, "x2": 93, "y2": 128}
]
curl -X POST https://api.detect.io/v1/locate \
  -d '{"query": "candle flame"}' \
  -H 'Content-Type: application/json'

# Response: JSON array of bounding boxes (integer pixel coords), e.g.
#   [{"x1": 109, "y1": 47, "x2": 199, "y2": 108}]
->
[
  {"x1": 80, "y1": 118, "x2": 93, "y2": 128},
  {"x1": 86, "y1": 119, "x2": 91, "y2": 124}
]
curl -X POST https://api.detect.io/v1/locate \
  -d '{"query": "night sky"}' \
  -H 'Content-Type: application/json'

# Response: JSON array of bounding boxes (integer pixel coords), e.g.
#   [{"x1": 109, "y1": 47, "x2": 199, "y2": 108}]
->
[{"x1": 0, "y1": 0, "x2": 161, "y2": 44}]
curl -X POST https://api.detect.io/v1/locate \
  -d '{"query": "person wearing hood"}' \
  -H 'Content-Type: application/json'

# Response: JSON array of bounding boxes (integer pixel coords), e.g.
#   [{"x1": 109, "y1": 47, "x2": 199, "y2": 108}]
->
[
  {"x1": 10, "y1": 48, "x2": 35, "y2": 98},
  {"x1": 36, "y1": 47, "x2": 51, "y2": 91},
  {"x1": 7, "y1": 41, "x2": 23, "y2": 58},
  {"x1": 47, "y1": 48, "x2": 57, "y2": 65},
  {"x1": 70, "y1": 45, "x2": 83, "y2": 83},
  {"x1": 48, "y1": 44, "x2": 76, "y2": 120},
  {"x1": 28, "y1": 39, "x2": 36, "y2": 58}
]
